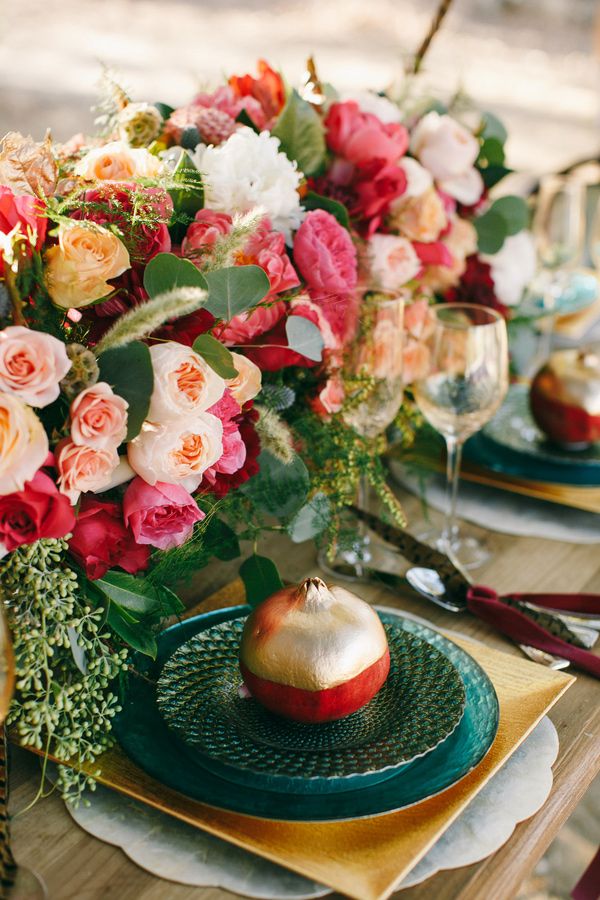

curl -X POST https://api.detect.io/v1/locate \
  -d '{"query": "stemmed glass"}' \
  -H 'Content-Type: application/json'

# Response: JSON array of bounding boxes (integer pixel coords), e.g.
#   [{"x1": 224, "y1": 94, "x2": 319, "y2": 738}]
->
[
  {"x1": 532, "y1": 175, "x2": 585, "y2": 362},
  {"x1": 589, "y1": 193, "x2": 600, "y2": 271},
  {"x1": 320, "y1": 291, "x2": 405, "y2": 579},
  {"x1": 413, "y1": 304, "x2": 509, "y2": 570}
]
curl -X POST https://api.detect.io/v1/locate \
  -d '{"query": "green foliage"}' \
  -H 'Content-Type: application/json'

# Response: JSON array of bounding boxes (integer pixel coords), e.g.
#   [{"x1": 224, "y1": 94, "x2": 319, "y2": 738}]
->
[
  {"x1": 192, "y1": 334, "x2": 237, "y2": 379},
  {"x1": 239, "y1": 554, "x2": 283, "y2": 607},
  {"x1": 154, "y1": 101, "x2": 175, "y2": 120},
  {"x1": 480, "y1": 111, "x2": 508, "y2": 144},
  {"x1": 143, "y1": 252, "x2": 206, "y2": 298},
  {"x1": 288, "y1": 492, "x2": 331, "y2": 542},
  {"x1": 242, "y1": 449, "x2": 310, "y2": 517},
  {"x1": 236, "y1": 109, "x2": 260, "y2": 133},
  {"x1": 203, "y1": 265, "x2": 271, "y2": 320},
  {"x1": 302, "y1": 191, "x2": 350, "y2": 229},
  {"x1": 167, "y1": 149, "x2": 204, "y2": 242},
  {"x1": 271, "y1": 88, "x2": 327, "y2": 177},
  {"x1": 97, "y1": 341, "x2": 153, "y2": 440},
  {"x1": 474, "y1": 195, "x2": 529, "y2": 254},
  {"x1": 285, "y1": 316, "x2": 324, "y2": 362},
  {"x1": 260, "y1": 383, "x2": 296, "y2": 411}
]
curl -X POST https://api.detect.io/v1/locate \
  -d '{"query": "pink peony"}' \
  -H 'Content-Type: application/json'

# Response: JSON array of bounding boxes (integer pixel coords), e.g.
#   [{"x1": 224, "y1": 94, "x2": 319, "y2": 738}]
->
[
  {"x1": 0, "y1": 470, "x2": 75, "y2": 557},
  {"x1": 325, "y1": 102, "x2": 409, "y2": 166},
  {"x1": 123, "y1": 478, "x2": 205, "y2": 551},
  {"x1": 293, "y1": 210, "x2": 357, "y2": 295},
  {"x1": 70, "y1": 381, "x2": 128, "y2": 450},
  {"x1": 69, "y1": 496, "x2": 149, "y2": 580}
]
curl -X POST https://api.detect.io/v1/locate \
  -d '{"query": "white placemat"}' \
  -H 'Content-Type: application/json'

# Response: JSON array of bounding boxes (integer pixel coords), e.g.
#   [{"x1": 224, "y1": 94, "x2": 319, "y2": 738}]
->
[{"x1": 392, "y1": 465, "x2": 600, "y2": 544}]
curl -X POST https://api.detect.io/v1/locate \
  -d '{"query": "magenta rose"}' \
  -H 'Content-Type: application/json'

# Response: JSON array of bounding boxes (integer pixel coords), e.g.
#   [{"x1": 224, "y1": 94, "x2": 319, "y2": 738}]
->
[
  {"x1": 123, "y1": 478, "x2": 205, "y2": 551},
  {"x1": 69, "y1": 497, "x2": 149, "y2": 580},
  {"x1": 325, "y1": 101, "x2": 409, "y2": 166},
  {"x1": 0, "y1": 470, "x2": 75, "y2": 557},
  {"x1": 0, "y1": 186, "x2": 47, "y2": 274},
  {"x1": 293, "y1": 210, "x2": 357, "y2": 296}
]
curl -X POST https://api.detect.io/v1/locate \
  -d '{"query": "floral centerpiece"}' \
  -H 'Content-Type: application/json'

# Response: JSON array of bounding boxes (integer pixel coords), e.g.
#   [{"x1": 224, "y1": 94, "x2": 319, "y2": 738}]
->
[{"x1": 0, "y1": 58, "x2": 530, "y2": 800}]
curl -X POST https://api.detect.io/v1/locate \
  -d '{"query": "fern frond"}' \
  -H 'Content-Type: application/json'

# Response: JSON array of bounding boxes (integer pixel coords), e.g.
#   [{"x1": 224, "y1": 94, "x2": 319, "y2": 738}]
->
[{"x1": 95, "y1": 286, "x2": 208, "y2": 354}]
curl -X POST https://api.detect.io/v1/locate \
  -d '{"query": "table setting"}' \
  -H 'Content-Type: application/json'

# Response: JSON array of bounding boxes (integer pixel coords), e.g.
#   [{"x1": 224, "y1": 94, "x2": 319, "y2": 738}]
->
[{"x1": 0, "y1": 3, "x2": 599, "y2": 897}]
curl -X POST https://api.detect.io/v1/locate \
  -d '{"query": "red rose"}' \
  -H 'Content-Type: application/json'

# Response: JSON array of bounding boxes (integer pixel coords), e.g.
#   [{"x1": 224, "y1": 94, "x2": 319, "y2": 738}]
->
[
  {"x1": 0, "y1": 471, "x2": 75, "y2": 556},
  {"x1": 413, "y1": 241, "x2": 454, "y2": 268},
  {"x1": 69, "y1": 496, "x2": 150, "y2": 580},
  {"x1": 353, "y1": 160, "x2": 407, "y2": 234},
  {"x1": 325, "y1": 102, "x2": 409, "y2": 166},
  {"x1": 445, "y1": 255, "x2": 508, "y2": 316},
  {"x1": 0, "y1": 186, "x2": 47, "y2": 274}
]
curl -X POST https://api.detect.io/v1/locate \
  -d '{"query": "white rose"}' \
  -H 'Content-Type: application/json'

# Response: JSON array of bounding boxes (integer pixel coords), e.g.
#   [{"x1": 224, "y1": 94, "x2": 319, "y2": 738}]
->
[
  {"x1": 368, "y1": 235, "x2": 421, "y2": 291},
  {"x1": 0, "y1": 393, "x2": 49, "y2": 495},
  {"x1": 74, "y1": 140, "x2": 165, "y2": 181},
  {"x1": 396, "y1": 157, "x2": 433, "y2": 199},
  {"x1": 439, "y1": 168, "x2": 484, "y2": 205},
  {"x1": 148, "y1": 342, "x2": 225, "y2": 422},
  {"x1": 226, "y1": 353, "x2": 262, "y2": 406},
  {"x1": 482, "y1": 231, "x2": 537, "y2": 307},
  {"x1": 411, "y1": 112, "x2": 479, "y2": 182},
  {"x1": 128, "y1": 413, "x2": 223, "y2": 493}
]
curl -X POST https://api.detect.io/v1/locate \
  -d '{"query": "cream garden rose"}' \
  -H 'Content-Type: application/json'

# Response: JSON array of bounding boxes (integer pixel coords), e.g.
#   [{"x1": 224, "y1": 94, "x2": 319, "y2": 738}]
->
[
  {"x1": 74, "y1": 140, "x2": 165, "y2": 181},
  {"x1": 226, "y1": 353, "x2": 262, "y2": 406},
  {"x1": 56, "y1": 439, "x2": 120, "y2": 505},
  {"x1": 70, "y1": 382, "x2": 129, "y2": 450},
  {"x1": 128, "y1": 413, "x2": 223, "y2": 493},
  {"x1": 148, "y1": 342, "x2": 225, "y2": 422},
  {"x1": 368, "y1": 234, "x2": 421, "y2": 291},
  {"x1": 0, "y1": 392, "x2": 49, "y2": 495},
  {"x1": 0, "y1": 326, "x2": 71, "y2": 407},
  {"x1": 410, "y1": 112, "x2": 483, "y2": 205},
  {"x1": 45, "y1": 222, "x2": 130, "y2": 309},
  {"x1": 388, "y1": 188, "x2": 447, "y2": 243}
]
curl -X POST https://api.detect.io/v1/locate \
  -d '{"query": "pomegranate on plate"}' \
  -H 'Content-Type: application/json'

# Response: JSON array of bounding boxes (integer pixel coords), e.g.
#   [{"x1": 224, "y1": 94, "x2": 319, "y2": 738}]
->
[{"x1": 530, "y1": 346, "x2": 600, "y2": 448}]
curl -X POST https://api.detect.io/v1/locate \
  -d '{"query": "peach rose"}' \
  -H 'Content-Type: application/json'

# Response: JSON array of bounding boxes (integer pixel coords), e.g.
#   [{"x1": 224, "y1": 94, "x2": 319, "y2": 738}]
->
[
  {"x1": 368, "y1": 235, "x2": 421, "y2": 291},
  {"x1": 74, "y1": 140, "x2": 164, "y2": 181},
  {"x1": 56, "y1": 439, "x2": 120, "y2": 505},
  {"x1": 388, "y1": 188, "x2": 447, "y2": 243},
  {"x1": 45, "y1": 222, "x2": 130, "y2": 309},
  {"x1": 148, "y1": 342, "x2": 225, "y2": 422},
  {"x1": 0, "y1": 393, "x2": 49, "y2": 495},
  {"x1": 70, "y1": 382, "x2": 128, "y2": 450},
  {"x1": 128, "y1": 413, "x2": 223, "y2": 493},
  {"x1": 403, "y1": 340, "x2": 431, "y2": 385},
  {"x1": 226, "y1": 353, "x2": 262, "y2": 406},
  {"x1": 369, "y1": 318, "x2": 405, "y2": 379},
  {"x1": 0, "y1": 326, "x2": 71, "y2": 407},
  {"x1": 317, "y1": 375, "x2": 345, "y2": 415}
]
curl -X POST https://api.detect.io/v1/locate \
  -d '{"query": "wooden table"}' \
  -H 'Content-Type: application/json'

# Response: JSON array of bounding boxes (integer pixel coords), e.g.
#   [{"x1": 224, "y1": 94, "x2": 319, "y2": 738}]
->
[{"x1": 9, "y1": 491, "x2": 600, "y2": 900}]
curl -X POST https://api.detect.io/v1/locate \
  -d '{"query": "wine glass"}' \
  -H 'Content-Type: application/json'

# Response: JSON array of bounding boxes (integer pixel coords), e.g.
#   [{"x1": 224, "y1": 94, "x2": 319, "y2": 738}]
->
[
  {"x1": 413, "y1": 303, "x2": 509, "y2": 570},
  {"x1": 589, "y1": 193, "x2": 600, "y2": 270},
  {"x1": 320, "y1": 291, "x2": 405, "y2": 579},
  {"x1": 532, "y1": 175, "x2": 585, "y2": 362}
]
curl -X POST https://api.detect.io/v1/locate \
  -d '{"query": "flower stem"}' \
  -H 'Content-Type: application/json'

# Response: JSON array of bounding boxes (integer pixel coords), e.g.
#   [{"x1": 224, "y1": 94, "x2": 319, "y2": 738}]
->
[{"x1": 4, "y1": 268, "x2": 26, "y2": 327}]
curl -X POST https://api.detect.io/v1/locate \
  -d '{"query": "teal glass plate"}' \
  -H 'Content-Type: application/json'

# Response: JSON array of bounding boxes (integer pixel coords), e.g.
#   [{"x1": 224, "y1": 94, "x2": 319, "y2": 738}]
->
[
  {"x1": 519, "y1": 269, "x2": 599, "y2": 319},
  {"x1": 113, "y1": 606, "x2": 499, "y2": 821},
  {"x1": 155, "y1": 618, "x2": 466, "y2": 794},
  {"x1": 465, "y1": 384, "x2": 600, "y2": 487}
]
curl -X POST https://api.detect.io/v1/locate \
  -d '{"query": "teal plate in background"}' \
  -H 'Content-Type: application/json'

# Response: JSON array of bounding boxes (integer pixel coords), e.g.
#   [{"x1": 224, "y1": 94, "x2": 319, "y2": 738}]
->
[
  {"x1": 155, "y1": 617, "x2": 466, "y2": 794},
  {"x1": 465, "y1": 384, "x2": 600, "y2": 487},
  {"x1": 113, "y1": 606, "x2": 499, "y2": 821},
  {"x1": 518, "y1": 268, "x2": 599, "y2": 319}
]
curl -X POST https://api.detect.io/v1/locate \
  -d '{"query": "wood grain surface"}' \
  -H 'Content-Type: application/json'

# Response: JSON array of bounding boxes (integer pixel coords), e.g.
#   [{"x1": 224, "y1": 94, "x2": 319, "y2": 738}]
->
[{"x1": 8, "y1": 491, "x2": 600, "y2": 900}]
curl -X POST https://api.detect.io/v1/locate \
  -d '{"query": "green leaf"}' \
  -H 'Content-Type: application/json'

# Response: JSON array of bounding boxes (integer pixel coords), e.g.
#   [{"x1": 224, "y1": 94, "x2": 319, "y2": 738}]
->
[
  {"x1": 154, "y1": 101, "x2": 175, "y2": 120},
  {"x1": 288, "y1": 492, "x2": 331, "y2": 543},
  {"x1": 203, "y1": 517, "x2": 241, "y2": 561},
  {"x1": 97, "y1": 341, "x2": 153, "y2": 440},
  {"x1": 143, "y1": 252, "x2": 207, "y2": 299},
  {"x1": 94, "y1": 571, "x2": 162, "y2": 618},
  {"x1": 192, "y1": 334, "x2": 237, "y2": 379},
  {"x1": 478, "y1": 137, "x2": 505, "y2": 167},
  {"x1": 285, "y1": 316, "x2": 324, "y2": 362},
  {"x1": 481, "y1": 164, "x2": 512, "y2": 189},
  {"x1": 481, "y1": 111, "x2": 508, "y2": 145},
  {"x1": 236, "y1": 109, "x2": 260, "y2": 133},
  {"x1": 239, "y1": 554, "x2": 283, "y2": 608},
  {"x1": 474, "y1": 209, "x2": 507, "y2": 254},
  {"x1": 167, "y1": 149, "x2": 204, "y2": 241},
  {"x1": 490, "y1": 195, "x2": 529, "y2": 236},
  {"x1": 155, "y1": 585, "x2": 185, "y2": 617},
  {"x1": 302, "y1": 191, "x2": 350, "y2": 229},
  {"x1": 106, "y1": 602, "x2": 158, "y2": 659},
  {"x1": 242, "y1": 450, "x2": 310, "y2": 518},
  {"x1": 203, "y1": 265, "x2": 270, "y2": 320},
  {"x1": 271, "y1": 88, "x2": 326, "y2": 177}
]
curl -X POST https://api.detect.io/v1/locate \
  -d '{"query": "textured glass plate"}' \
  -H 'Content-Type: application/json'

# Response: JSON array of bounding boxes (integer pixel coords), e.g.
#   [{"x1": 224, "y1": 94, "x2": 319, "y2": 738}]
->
[
  {"x1": 467, "y1": 384, "x2": 600, "y2": 486},
  {"x1": 155, "y1": 618, "x2": 466, "y2": 794},
  {"x1": 519, "y1": 268, "x2": 599, "y2": 319},
  {"x1": 113, "y1": 606, "x2": 499, "y2": 821}
]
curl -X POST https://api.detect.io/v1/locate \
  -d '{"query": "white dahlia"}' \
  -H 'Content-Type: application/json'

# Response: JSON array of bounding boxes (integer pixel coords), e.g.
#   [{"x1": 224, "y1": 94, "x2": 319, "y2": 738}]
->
[{"x1": 199, "y1": 127, "x2": 304, "y2": 240}]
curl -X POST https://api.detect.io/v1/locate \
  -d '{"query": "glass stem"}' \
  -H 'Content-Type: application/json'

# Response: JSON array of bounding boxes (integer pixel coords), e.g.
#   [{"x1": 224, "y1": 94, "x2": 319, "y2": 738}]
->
[{"x1": 442, "y1": 437, "x2": 463, "y2": 554}]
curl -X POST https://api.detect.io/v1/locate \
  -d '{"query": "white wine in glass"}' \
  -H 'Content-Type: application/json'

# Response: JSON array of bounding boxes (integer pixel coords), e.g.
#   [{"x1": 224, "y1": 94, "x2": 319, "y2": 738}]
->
[{"x1": 413, "y1": 303, "x2": 509, "y2": 569}]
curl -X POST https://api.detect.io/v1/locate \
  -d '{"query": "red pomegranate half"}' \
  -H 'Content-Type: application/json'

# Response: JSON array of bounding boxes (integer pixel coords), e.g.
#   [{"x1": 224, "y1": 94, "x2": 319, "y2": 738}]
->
[
  {"x1": 530, "y1": 346, "x2": 600, "y2": 448},
  {"x1": 239, "y1": 577, "x2": 390, "y2": 724}
]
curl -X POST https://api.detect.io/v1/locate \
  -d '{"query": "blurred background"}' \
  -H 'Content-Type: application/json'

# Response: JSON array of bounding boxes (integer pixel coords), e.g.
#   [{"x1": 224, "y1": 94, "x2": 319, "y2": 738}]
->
[{"x1": 0, "y1": 1, "x2": 598, "y2": 898}]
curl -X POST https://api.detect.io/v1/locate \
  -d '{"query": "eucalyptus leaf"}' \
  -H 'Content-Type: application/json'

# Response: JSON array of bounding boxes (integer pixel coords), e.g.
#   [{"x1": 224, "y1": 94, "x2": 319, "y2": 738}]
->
[
  {"x1": 490, "y1": 195, "x2": 529, "y2": 236},
  {"x1": 474, "y1": 209, "x2": 507, "y2": 255},
  {"x1": 97, "y1": 341, "x2": 153, "y2": 440},
  {"x1": 239, "y1": 554, "x2": 283, "y2": 608},
  {"x1": 479, "y1": 137, "x2": 505, "y2": 167},
  {"x1": 143, "y1": 252, "x2": 207, "y2": 299},
  {"x1": 481, "y1": 111, "x2": 508, "y2": 145},
  {"x1": 285, "y1": 316, "x2": 324, "y2": 362},
  {"x1": 242, "y1": 449, "x2": 309, "y2": 517},
  {"x1": 302, "y1": 192, "x2": 350, "y2": 229},
  {"x1": 203, "y1": 265, "x2": 270, "y2": 320},
  {"x1": 288, "y1": 492, "x2": 331, "y2": 543},
  {"x1": 192, "y1": 334, "x2": 237, "y2": 379},
  {"x1": 106, "y1": 602, "x2": 158, "y2": 659},
  {"x1": 481, "y1": 164, "x2": 512, "y2": 189},
  {"x1": 271, "y1": 88, "x2": 326, "y2": 177}
]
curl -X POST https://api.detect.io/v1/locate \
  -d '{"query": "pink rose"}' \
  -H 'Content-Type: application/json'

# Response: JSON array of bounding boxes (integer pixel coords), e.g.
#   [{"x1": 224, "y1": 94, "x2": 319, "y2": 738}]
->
[
  {"x1": 368, "y1": 235, "x2": 421, "y2": 290},
  {"x1": 123, "y1": 478, "x2": 204, "y2": 551},
  {"x1": 0, "y1": 186, "x2": 47, "y2": 274},
  {"x1": 413, "y1": 241, "x2": 454, "y2": 268},
  {"x1": 313, "y1": 375, "x2": 345, "y2": 418},
  {"x1": 202, "y1": 390, "x2": 248, "y2": 484},
  {"x1": 0, "y1": 326, "x2": 71, "y2": 407},
  {"x1": 70, "y1": 381, "x2": 128, "y2": 450},
  {"x1": 326, "y1": 102, "x2": 409, "y2": 166},
  {"x1": 293, "y1": 210, "x2": 357, "y2": 295},
  {"x1": 56, "y1": 438, "x2": 120, "y2": 505},
  {"x1": 354, "y1": 160, "x2": 407, "y2": 233},
  {"x1": 240, "y1": 219, "x2": 300, "y2": 297},
  {"x1": 69, "y1": 496, "x2": 149, "y2": 580},
  {"x1": 216, "y1": 301, "x2": 286, "y2": 346},
  {"x1": 182, "y1": 210, "x2": 233, "y2": 258},
  {"x1": 0, "y1": 470, "x2": 75, "y2": 557}
]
